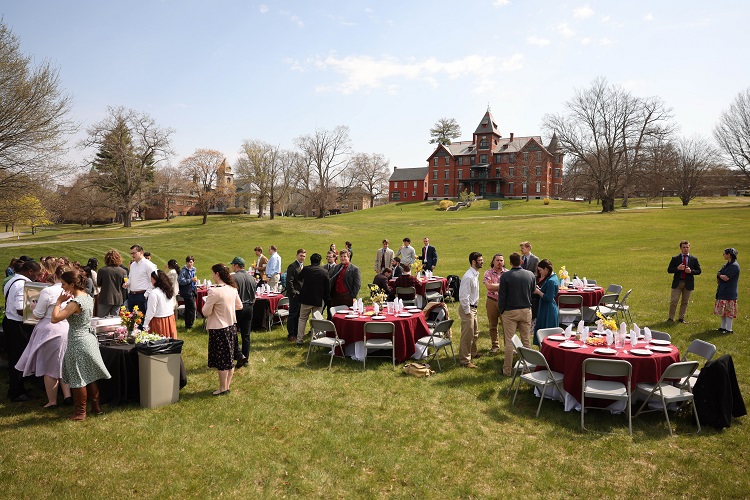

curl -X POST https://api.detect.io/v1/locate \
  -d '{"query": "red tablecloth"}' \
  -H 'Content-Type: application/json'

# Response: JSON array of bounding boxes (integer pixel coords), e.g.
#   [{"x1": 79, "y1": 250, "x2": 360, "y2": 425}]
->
[
  {"x1": 331, "y1": 308, "x2": 430, "y2": 363},
  {"x1": 540, "y1": 338, "x2": 680, "y2": 402},
  {"x1": 196, "y1": 287, "x2": 208, "y2": 316},
  {"x1": 556, "y1": 286, "x2": 604, "y2": 307},
  {"x1": 253, "y1": 293, "x2": 285, "y2": 328},
  {"x1": 389, "y1": 277, "x2": 448, "y2": 296}
]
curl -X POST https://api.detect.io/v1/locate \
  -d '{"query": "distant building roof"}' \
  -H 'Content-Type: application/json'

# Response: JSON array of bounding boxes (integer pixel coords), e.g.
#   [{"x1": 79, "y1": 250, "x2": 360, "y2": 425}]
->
[{"x1": 389, "y1": 167, "x2": 429, "y2": 182}]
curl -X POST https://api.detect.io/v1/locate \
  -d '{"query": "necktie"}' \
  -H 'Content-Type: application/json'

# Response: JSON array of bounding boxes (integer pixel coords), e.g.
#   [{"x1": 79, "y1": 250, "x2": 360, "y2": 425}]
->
[
  {"x1": 381, "y1": 251, "x2": 385, "y2": 271},
  {"x1": 523, "y1": 256, "x2": 528, "y2": 268},
  {"x1": 681, "y1": 255, "x2": 687, "y2": 279}
]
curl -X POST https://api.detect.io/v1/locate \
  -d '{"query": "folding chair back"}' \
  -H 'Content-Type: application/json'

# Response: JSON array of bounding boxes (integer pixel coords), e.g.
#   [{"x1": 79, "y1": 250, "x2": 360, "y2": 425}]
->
[
  {"x1": 363, "y1": 321, "x2": 396, "y2": 370},
  {"x1": 558, "y1": 295, "x2": 583, "y2": 325},
  {"x1": 682, "y1": 339, "x2": 716, "y2": 364},
  {"x1": 306, "y1": 319, "x2": 345, "y2": 370},
  {"x1": 416, "y1": 319, "x2": 455, "y2": 371},
  {"x1": 395, "y1": 286, "x2": 417, "y2": 306},
  {"x1": 606, "y1": 284, "x2": 623, "y2": 297},
  {"x1": 581, "y1": 358, "x2": 632, "y2": 435},
  {"x1": 424, "y1": 281, "x2": 444, "y2": 304},
  {"x1": 583, "y1": 358, "x2": 631, "y2": 378},
  {"x1": 536, "y1": 327, "x2": 563, "y2": 344},
  {"x1": 649, "y1": 330, "x2": 671, "y2": 342}
]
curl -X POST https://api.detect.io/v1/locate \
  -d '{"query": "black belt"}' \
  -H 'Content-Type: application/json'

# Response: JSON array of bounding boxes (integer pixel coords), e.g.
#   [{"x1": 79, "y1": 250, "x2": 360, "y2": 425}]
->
[
  {"x1": 486, "y1": 296, "x2": 497, "y2": 301},
  {"x1": 130, "y1": 290, "x2": 146, "y2": 294}
]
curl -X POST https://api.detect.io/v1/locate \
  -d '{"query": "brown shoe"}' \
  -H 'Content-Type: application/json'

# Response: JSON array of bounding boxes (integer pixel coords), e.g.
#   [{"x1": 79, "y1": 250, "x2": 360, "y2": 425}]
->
[
  {"x1": 472, "y1": 353, "x2": 484, "y2": 360},
  {"x1": 69, "y1": 387, "x2": 87, "y2": 421},
  {"x1": 87, "y1": 382, "x2": 104, "y2": 415},
  {"x1": 461, "y1": 363, "x2": 478, "y2": 369}
]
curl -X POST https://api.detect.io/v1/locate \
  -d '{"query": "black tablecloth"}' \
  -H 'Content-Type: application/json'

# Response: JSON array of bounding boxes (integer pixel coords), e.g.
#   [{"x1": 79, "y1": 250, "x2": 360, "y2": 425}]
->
[{"x1": 98, "y1": 343, "x2": 187, "y2": 405}]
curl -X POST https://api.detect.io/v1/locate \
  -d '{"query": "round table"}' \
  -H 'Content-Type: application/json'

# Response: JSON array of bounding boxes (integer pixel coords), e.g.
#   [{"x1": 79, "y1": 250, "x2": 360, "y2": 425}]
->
[
  {"x1": 540, "y1": 337, "x2": 680, "y2": 404},
  {"x1": 331, "y1": 308, "x2": 430, "y2": 363},
  {"x1": 253, "y1": 292, "x2": 285, "y2": 329},
  {"x1": 556, "y1": 286, "x2": 604, "y2": 307}
]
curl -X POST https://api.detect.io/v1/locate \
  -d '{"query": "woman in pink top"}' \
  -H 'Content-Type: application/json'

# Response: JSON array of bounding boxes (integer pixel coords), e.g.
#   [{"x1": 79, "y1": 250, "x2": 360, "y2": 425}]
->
[{"x1": 202, "y1": 263, "x2": 242, "y2": 396}]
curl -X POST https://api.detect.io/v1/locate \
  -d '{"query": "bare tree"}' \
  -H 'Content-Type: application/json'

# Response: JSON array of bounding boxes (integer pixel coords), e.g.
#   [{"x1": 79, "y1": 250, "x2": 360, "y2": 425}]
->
[
  {"x1": 668, "y1": 136, "x2": 721, "y2": 206},
  {"x1": 346, "y1": 152, "x2": 390, "y2": 206},
  {"x1": 543, "y1": 78, "x2": 673, "y2": 212},
  {"x1": 294, "y1": 126, "x2": 351, "y2": 218},
  {"x1": 0, "y1": 21, "x2": 77, "y2": 200},
  {"x1": 180, "y1": 149, "x2": 232, "y2": 225},
  {"x1": 714, "y1": 87, "x2": 750, "y2": 182},
  {"x1": 235, "y1": 140, "x2": 297, "y2": 219},
  {"x1": 81, "y1": 106, "x2": 173, "y2": 227},
  {"x1": 152, "y1": 165, "x2": 190, "y2": 221},
  {"x1": 429, "y1": 117, "x2": 461, "y2": 145}
]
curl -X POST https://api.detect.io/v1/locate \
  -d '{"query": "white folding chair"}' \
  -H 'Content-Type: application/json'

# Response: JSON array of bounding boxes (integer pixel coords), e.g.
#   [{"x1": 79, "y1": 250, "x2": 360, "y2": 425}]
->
[
  {"x1": 605, "y1": 284, "x2": 623, "y2": 298},
  {"x1": 614, "y1": 289, "x2": 633, "y2": 324},
  {"x1": 536, "y1": 327, "x2": 563, "y2": 345},
  {"x1": 306, "y1": 319, "x2": 346, "y2": 370},
  {"x1": 363, "y1": 321, "x2": 395, "y2": 370},
  {"x1": 558, "y1": 294, "x2": 583, "y2": 327},
  {"x1": 634, "y1": 361, "x2": 701, "y2": 436},
  {"x1": 268, "y1": 296, "x2": 289, "y2": 330},
  {"x1": 649, "y1": 330, "x2": 671, "y2": 342},
  {"x1": 423, "y1": 281, "x2": 444, "y2": 305},
  {"x1": 507, "y1": 334, "x2": 537, "y2": 395},
  {"x1": 512, "y1": 347, "x2": 565, "y2": 417},
  {"x1": 681, "y1": 339, "x2": 716, "y2": 387},
  {"x1": 581, "y1": 358, "x2": 633, "y2": 435},
  {"x1": 587, "y1": 293, "x2": 619, "y2": 321},
  {"x1": 395, "y1": 287, "x2": 417, "y2": 308},
  {"x1": 416, "y1": 319, "x2": 455, "y2": 371}
]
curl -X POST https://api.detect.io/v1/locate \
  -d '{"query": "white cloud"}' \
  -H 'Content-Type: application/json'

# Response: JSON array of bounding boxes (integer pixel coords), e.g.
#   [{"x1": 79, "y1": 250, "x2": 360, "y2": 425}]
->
[
  {"x1": 279, "y1": 9, "x2": 304, "y2": 27},
  {"x1": 644, "y1": 12, "x2": 654, "y2": 21},
  {"x1": 601, "y1": 15, "x2": 610, "y2": 22},
  {"x1": 527, "y1": 36, "x2": 551, "y2": 47},
  {"x1": 557, "y1": 22, "x2": 575, "y2": 37},
  {"x1": 493, "y1": 0, "x2": 510, "y2": 6},
  {"x1": 574, "y1": 6, "x2": 594, "y2": 19},
  {"x1": 580, "y1": 37, "x2": 592, "y2": 45},
  {"x1": 599, "y1": 38, "x2": 613, "y2": 46},
  {"x1": 289, "y1": 53, "x2": 524, "y2": 95},
  {"x1": 259, "y1": 4, "x2": 268, "y2": 14}
]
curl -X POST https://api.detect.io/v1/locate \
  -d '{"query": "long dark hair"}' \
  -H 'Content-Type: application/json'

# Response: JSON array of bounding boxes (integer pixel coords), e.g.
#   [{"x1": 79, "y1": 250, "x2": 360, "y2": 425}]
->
[
  {"x1": 537, "y1": 259, "x2": 554, "y2": 281},
  {"x1": 167, "y1": 259, "x2": 180, "y2": 273},
  {"x1": 151, "y1": 270, "x2": 175, "y2": 299},
  {"x1": 61, "y1": 269, "x2": 86, "y2": 290},
  {"x1": 211, "y1": 263, "x2": 237, "y2": 288}
]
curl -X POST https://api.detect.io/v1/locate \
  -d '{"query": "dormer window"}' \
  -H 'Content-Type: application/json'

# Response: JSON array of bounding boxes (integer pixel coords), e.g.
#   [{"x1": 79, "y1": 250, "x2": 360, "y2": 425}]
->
[{"x1": 479, "y1": 137, "x2": 489, "y2": 149}]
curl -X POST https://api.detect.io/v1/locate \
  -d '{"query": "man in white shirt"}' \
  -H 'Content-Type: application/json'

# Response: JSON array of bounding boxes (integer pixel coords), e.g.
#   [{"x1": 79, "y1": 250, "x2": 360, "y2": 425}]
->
[
  {"x1": 458, "y1": 252, "x2": 483, "y2": 368},
  {"x1": 3, "y1": 260, "x2": 41, "y2": 401},
  {"x1": 127, "y1": 244, "x2": 157, "y2": 313},
  {"x1": 266, "y1": 245, "x2": 282, "y2": 292}
]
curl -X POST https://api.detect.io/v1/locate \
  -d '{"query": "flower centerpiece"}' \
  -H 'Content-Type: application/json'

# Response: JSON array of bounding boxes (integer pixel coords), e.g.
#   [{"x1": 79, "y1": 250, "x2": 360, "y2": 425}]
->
[
  {"x1": 367, "y1": 284, "x2": 387, "y2": 308},
  {"x1": 119, "y1": 305, "x2": 144, "y2": 334},
  {"x1": 558, "y1": 266, "x2": 570, "y2": 288},
  {"x1": 596, "y1": 311, "x2": 617, "y2": 332},
  {"x1": 411, "y1": 259, "x2": 425, "y2": 278},
  {"x1": 134, "y1": 330, "x2": 164, "y2": 344}
]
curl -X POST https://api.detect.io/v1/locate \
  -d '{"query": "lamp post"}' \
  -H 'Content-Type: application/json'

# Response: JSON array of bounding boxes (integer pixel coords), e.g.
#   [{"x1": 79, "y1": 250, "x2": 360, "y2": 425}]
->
[{"x1": 661, "y1": 187, "x2": 665, "y2": 209}]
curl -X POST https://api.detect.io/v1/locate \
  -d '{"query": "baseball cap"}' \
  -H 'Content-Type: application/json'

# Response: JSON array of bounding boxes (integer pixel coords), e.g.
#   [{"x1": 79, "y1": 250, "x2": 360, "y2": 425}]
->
[{"x1": 230, "y1": 256, "x2": 245, "y2": 267}]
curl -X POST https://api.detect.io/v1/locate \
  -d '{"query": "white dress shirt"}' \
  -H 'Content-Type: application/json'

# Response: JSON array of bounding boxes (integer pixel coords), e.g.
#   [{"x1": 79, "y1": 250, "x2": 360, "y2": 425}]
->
[
  {"x1": 32, "y1": 283, "x2": 65, "y2": 319},
  {"x1": 3, "y1": 275, "x2": 30, "y2": 321},
  {"x1": 143, "y1": 288, "x2": 175, "y2": 329},
  {"x1": 128, "y1": 258, "x2": 157, "y2": 293},
  {"x1": 459, "y1": 267, "x2": 480, "y2": 315}
]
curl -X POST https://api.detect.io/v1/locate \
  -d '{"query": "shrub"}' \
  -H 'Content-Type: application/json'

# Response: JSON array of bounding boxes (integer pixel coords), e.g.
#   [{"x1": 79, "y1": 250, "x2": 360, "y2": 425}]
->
[
  {"x1": 225, "y1": 207, "x2": 244, "y2": 215},
  {"x1": 439, "y1": 200, "x2": 454, "y2": 211},
  {"x1": 543, "y1": 197, "x2": 551, "y2": 205}
]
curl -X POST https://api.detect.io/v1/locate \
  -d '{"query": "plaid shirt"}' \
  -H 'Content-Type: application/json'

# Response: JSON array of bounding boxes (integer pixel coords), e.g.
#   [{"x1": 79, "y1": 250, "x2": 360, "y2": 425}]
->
[{"x1": 483, "y1": 267, "x2": 507, "y2": 301}]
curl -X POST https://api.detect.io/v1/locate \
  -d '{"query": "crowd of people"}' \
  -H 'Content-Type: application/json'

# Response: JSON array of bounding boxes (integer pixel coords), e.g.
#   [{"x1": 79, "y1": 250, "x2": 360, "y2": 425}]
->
[{"x1": 1, "y1": 237, "x2": 740, "y2": 410}]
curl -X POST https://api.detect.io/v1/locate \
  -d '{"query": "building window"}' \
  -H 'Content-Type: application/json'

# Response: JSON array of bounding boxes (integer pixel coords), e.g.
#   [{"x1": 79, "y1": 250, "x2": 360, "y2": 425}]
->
[
  {"x1": 509, "y1": 166, "x2": 515, "y2": 177},
  {"x1": 536, "y1": 151, "x2": 542, "y2": 162},
  {"x1": 391, "y1": 192, "x2": 400, "y2": 200},
  {"x1": 555, "y1": 154, "x2": 562, "y2": 164},
  {"x1": 432, "y1": 184, "x2": 437, "y2": 196},
  {"x1": 433, "y1": 158, "x2": 438, "y2": 166},
  {"x1": 445, "y1": 157, "x2": 450, "y2": 166},
  {"x1": 412, "y1": 191, "x2": 416, "y2": 197},
  {"x1": 555, "y1": 168, "x2": 562, "y2": 178},
  {"x1": 470, "y1": 156, "x2": 475, "y2": 165},
  {"x1": 470, "y1": 170, "x2": 474, "y2": 179},
  {"x1": 495, "y1": 168, "x2": 500, "y2": 177},
  {"x1": 433, "y1": 170, "x2": 438, "y2": 180},
  {"x1": 522, "y1": 182, "x2": 527, "y2": 194},
  {"x1": 479, "y1": 137, "x2": 489, "y2": 149},
  {"x1": 444, "y1": 170, "x2": 449, "y2": 179},
  {"x1": 354, "y1": 203, "x2": 358, "y2": 210},
  {"x1": 536, "y1": 166, "x2": 542, "y2": 176},
  {"x1": 413, "y1": 181, "x2": 417, "y2": 188},
  {"x1": 458, "y1": 170, "x2": 462, "y2": 179},
  {"x1": 508, "y1": 182, "x2": 514, "y2": 195},
  {"x1": 535, "y1": 182, "x2": 541, "y2": 193},
  {"x1": 555, "y1": 184, "x2": 560, "y2": 195},
  {"x1": 495, "y1": 154, "x2": 501, "y2": 163},
  {"x1": 523, "y1": 166, "x2": 528, "y2": 177},
  {"x1": 401, "y1": 181, "x2": 406, "y2": 188},
  {"x1": 443, "y1": 184, "x2": 449, "y2": 195},
  {"x1": 509, "y1": 154, "x2": 515, "y2": 164},
  {"x1": 523, "y1": 152, "x2": 528, "y2": 162},
  {"x1": 479, "y1": 154, "x2": 488, "y2": 164},
  {"x1": 457, "y1": 157, "x2": 463, "y2": 166}
]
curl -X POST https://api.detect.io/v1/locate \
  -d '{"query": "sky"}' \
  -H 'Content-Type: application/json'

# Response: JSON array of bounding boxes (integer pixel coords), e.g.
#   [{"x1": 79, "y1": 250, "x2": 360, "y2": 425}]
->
[{"x1": 3, "y1": 0, "x2": 749, "y2": 173}]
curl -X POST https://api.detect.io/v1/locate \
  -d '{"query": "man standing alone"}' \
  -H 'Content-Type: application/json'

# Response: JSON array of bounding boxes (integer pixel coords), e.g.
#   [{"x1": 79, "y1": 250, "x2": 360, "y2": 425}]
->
[
  {"x1": 498, "y1": 252, "x2": 536, "y2": 377},
  {"x1": 667, "y1": 240, "x2": 701, "y2": 323},
  {"x1": 285, "y1": 249, "x2": 306, "y2": 342},
  {"x1": 395, "y1": 238, "x2": 416, "y2": 266},
  {"x1": 231, "y1": 256, "x2": 256, "y2": 367},
  {"x1": 295, "y1": 253, "x2": 330, "y2": 345},
  {"x1": 330, "y1": 250, "x2": 361, "y2": 309},
  {"x1": 127, "y1": 244, "x2": 157, "y2": 313},
  {"x1": 420, "y1": 237, "x2": 438, "y2": 271},
  {"x1": 458, "y1": 252, "x2": 483, "y2": 368},
  {"x1": 266, "y1": 246, "x2": 282, "y2": 292}
]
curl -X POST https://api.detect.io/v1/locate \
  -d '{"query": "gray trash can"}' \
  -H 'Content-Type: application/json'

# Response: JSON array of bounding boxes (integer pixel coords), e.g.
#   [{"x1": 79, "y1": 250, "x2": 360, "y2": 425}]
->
[{"x1": 137, "y1": 340, "x2": 184, "y2": 409}]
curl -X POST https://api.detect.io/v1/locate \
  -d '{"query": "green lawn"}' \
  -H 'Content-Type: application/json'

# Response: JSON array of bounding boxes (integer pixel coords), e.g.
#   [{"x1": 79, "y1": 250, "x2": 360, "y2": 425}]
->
[{"x1": 1, "y1": 197, "x2": 748, "y2": 498}]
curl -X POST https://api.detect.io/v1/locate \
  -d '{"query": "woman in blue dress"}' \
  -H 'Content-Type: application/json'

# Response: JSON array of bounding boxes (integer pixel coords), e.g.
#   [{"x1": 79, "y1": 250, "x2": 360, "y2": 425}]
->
[
  {"x1": 533, "y1": 259, "x2": 560, "y2": 345},
  {"x1": 52, "y1": 269, "x2": 111, "y2": 420}
]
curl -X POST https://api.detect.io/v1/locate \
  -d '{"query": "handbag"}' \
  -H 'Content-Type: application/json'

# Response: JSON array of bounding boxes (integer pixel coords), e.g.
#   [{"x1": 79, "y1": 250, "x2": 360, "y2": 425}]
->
[{"x1": 403, "y1": 363, "x2": 435, "y2": 378}]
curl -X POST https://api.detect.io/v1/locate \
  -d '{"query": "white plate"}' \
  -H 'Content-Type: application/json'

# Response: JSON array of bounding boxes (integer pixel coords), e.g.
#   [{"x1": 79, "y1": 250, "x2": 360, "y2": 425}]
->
[
  {"x1": 397, "y1": 313, "x2": 412, "y2": 317},
  {"x1": 335, "y1": 310, "x2": 350, "y2": 314},
  {"x1": 625, "y1": 334, "x2": 644, "y2": 339},
  {"x1": 559, "y1": 341, "x2": 581, "y2": 349},
  {"x1": 649, "y1": 339, "x2": 671, "y2": 346},
  {"x1": 405, "y1": 307, "x2": 420, "y2": 311},
  {"x1": 649, "y1": 345, "x2": 672, "y2": 353},
  {"x1": 630, "y1": 348, "x2": 653, "y2": 356},
  {"x1": 345, "y1": 314, "x2": 358, "y2": 319},
  {"x1": 594, "y1": 348, "x2": 617, "y2": 355},
  {"x1": 547, "y1": 335, "x2": 567, "y2": 341},
  {"x1": 371, "y1": 315, "x2": 386, "y2": 320}
]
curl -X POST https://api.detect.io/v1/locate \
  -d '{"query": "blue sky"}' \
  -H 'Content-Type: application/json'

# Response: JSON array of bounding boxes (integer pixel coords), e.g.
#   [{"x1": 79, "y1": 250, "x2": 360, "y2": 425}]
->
[{"x1": 3, "y1": 1, "x2": 748, "y2": 171}]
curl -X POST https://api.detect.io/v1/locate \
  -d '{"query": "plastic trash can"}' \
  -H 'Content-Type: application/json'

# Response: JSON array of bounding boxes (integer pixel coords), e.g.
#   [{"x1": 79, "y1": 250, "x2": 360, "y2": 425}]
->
[{"x1": 137, "y1": 339, "x2": 184, "y2": 409}]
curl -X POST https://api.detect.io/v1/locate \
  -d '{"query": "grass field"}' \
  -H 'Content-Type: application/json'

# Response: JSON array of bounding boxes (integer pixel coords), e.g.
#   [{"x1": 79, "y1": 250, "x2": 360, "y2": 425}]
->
[{"x1": 0, "y1": 197, "x2": 748, "y2": 498}]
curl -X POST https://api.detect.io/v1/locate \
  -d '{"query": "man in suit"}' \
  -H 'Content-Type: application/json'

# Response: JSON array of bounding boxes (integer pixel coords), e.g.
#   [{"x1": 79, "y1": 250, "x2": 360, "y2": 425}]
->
[
  {"x1": 295, "y1": 253, "x2": 330, "y2": 345},
  {"x1": 329, "y1": 249, "x2": 361, "y2": 309},
  {"x1": 519, "y1": 241, "x2": 539, "y2": 276},
  {"x1": 231, "y1": 256, "x2": 256, "y2": 368},
  {"x1": 374, "y1": 239, "x2": 395, "y2": 274},
  {"x1": 419, "y1": 237, "x2": 438, "y2": 271},
  {"x1": 667, "y1": 240, "x2": 701, "y2": 323},
  {"x1": 285, "y1": 249, "x2": 306, "y2": 342}
]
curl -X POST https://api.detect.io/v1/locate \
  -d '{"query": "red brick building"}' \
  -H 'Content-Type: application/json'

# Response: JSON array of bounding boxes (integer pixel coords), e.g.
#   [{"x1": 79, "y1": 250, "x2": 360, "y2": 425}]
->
[
  {"x1": 388, "y1": 167, "x2": 429, "y2": 202},
  {"x1": 426, "y1": 110, "x2": 563, "y2": 200}
]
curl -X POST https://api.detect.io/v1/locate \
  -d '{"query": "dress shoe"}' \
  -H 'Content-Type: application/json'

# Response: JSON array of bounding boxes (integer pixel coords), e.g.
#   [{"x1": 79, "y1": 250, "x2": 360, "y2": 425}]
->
[
  {"x1": 235, "y1": 358, "x2": 248, "y2": 369},
  {"x1": 461, "y1": 363, "x2": 478, "y2": 369},
  {"x1": 295, "y1": 340, "x2": 305, "y2": 346},
  {"x1": 718, "y1": 327, "x2": 727, "y2": 333},
  {"x1": 488, "y1": 347, "x2": 500, "y2": 355},
  {"x1": 666, "y1": 318, "x2": 674, "y2": 323},
  {"x1": 502, "y1": 370, "x2": 512, "y2": 377},
  {"x1": 678, "y1": 319, "x2": 689, "y2": 324},
  {"x1": 287, "y1": 336, "x2": 296, "y2": 342},
  {"x1": 42, "y1": 403, "x2": 58, "y2": 409},
  {"x1": 211, "y1": 390, "x2": 229, "y2": 396},
  {"x1": 11, "y1": 393, "x2": 33, "y2": 403},
  {"x1": 472, "y1": 353, "x2": 483, "y2": 360}
]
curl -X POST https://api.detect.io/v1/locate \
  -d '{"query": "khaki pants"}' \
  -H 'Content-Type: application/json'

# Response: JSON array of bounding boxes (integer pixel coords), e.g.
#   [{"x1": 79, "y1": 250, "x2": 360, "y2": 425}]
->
[
  {"x1": 268, "y1": 273, "x2": 280, "y2": 292},
  {"x1": 486, "y1": 297, "x2": 501, "y2": 350},
  {"x1": 297, "y1": 304, "x2": 323, "y2": 342},
  {"x1": 669, "y1": 280, "x2": 692, "y2": 320},
  {"x1": 501, "y1": 308, "x2": 532, "y2": 376},
  {"x1": 458, "y1": 307, "x2": 479, "y2": 365}
]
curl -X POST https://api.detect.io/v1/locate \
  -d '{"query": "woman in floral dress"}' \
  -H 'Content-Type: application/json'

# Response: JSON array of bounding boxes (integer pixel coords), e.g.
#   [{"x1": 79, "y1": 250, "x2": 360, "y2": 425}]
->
[{"x1": 52, "y1": 270, "x2": 111, "y2": 420}]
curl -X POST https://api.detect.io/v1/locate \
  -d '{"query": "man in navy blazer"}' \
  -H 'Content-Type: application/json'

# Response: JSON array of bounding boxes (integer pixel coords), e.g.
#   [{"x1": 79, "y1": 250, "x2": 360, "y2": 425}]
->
[
  {"x1": 419, "y1": 237, "x2": 438, "y2": 271},
  {"x1": 667, "y1": 240, "x2": 701, "y2": 323}
]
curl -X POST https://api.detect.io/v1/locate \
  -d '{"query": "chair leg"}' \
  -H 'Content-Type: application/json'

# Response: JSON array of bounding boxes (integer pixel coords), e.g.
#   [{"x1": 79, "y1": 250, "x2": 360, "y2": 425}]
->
[
  {"x1": 692, "y1": 400, "x2": 701, "y2": 433},
  {"x1": 581, "y1": 392, "x2": 586, "y2": 431},
  {"x1": 661, "y1": 396, "x2": 673, "y2": 437},
  {"x1": 627, "y1": 397, "x2": 632, "y2": 436},
  {"x1": 327, "y1": 348, "x2": 334, "y2": 370},
  {"x1": 507, "y1": 370, "x2": 519, "y2": 396},
  {"x1": 434, "y1": 344, "x2": 442, "y2": 372},
  {"x1": 535, "y1": 383, "x2": 546, "y2": 418},
  {"x1": 305, "y1": 342, "x2": 313, "y2": 367},
  {"x1": 512, "y1": 378, "x2": 522, "y2": 407}
]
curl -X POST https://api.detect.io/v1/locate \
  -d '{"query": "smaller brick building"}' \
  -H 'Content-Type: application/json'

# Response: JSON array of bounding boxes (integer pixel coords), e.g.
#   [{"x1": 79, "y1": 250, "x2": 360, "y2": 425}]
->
[{"x1": 388, "y1": 167, "x2": 429, "y2": 203}]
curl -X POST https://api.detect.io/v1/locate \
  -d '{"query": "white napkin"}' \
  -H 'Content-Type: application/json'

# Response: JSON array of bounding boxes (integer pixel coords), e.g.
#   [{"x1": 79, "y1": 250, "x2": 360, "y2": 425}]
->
[
  {"x1": 581, "y1": 327, "x2": 589, "y2": 343},
  {"x1": 583, "y1": 277, "x2": 588, "y2": 287},
  {"x1": 565, "y1": 324, "x2": 573, "y2": 337},
  {"x1": 643, "y1": 327, "x2": 652, "y2": 343},
  {"x1": 373, "y1": 303, "x2": 379, "y2": 315},
  {"x1": 630, "y1": 330, "x2": 638, "y2": 346},
  {"x1": 620, "y1": 322, "x2": 627, "y2": 336},
  {"x1": 633, "y1": 324, "x2": 641, "y2": 337},
  {"x1": 605, "y1": 330, "x2": 613, "y2": 345},
  {"x1": 596, "y1": 320, "x2": 603, "y2": 333},
  {"x1": 577, "y1": 320, "x2": 585, "y2": 333}
]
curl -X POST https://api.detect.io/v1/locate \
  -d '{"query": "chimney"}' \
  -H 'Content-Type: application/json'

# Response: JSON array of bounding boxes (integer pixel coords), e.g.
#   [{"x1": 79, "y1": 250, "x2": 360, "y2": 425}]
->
[{"x1": 510, "y1": 132, "x2": 514, "y2": 142}]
